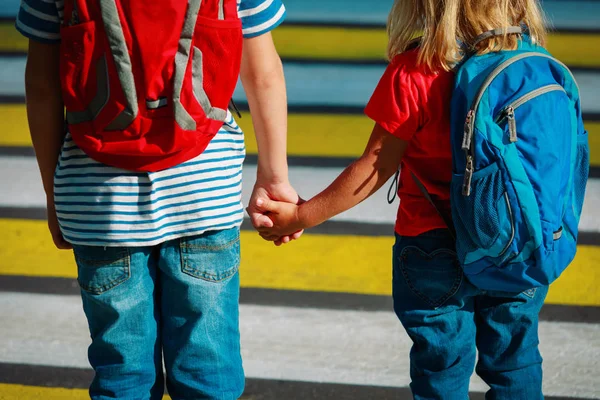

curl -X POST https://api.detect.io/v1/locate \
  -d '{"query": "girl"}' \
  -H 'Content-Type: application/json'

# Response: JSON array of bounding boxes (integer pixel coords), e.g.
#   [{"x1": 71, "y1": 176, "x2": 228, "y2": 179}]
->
[{"x1": 256, "y1": 0, "x2": 549, "y2": 398}]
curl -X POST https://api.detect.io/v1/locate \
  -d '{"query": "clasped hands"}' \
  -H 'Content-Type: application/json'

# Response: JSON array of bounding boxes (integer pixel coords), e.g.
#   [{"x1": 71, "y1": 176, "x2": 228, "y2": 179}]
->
[{"x1": 246, "y1": 179, "x2": 306, "y2": 246}]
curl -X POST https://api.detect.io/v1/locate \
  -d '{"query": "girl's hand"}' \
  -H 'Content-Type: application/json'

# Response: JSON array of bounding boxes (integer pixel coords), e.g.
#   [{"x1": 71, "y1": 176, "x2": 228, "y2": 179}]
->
[
  {"x1": 255, "y1": 198, "x2": 305, "y2": 243},
  {"x1": 247, "y1": 180, "x2": 304, "y2": 245}
]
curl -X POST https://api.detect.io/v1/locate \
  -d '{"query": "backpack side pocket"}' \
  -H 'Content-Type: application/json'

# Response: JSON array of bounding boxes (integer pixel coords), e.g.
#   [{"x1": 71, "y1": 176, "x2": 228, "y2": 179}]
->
[
  {"x1": 573, "y1": 131, "x2": 590, "y2": 218},
  {"x1": 60, "y1": 21, "x2": 98, "y2": 114},
  {"x1": 451, "y1": 160, "x2": 516, "y2": 268}
]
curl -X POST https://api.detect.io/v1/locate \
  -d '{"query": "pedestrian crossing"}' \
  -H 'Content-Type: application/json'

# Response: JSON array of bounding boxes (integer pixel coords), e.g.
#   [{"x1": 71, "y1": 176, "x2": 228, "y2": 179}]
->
[
  {"x1": 1, "y1": 293, "x2": 600, "y2": 398},
  {"x1": 0, "y1": 0, "x2": 599, "y2": 398}
]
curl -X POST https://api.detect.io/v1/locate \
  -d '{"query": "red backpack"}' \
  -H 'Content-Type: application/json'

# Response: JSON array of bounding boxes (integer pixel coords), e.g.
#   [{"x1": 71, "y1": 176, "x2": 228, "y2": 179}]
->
[{"x1": 59, "y1": 0, "x2": 243, "y2": 171}]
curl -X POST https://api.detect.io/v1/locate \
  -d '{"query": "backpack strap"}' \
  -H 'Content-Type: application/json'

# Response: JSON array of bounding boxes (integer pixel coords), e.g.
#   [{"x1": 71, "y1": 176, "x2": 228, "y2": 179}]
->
[
  {"x1": 410, "y1": 172, "x2": 456, "y2": 240},
  {"x1": 469, "y1": 26, "x2": 523, "y2": 52},
  {"x1": 387, "y1": 169, "x2": 400, "y2": 204}
]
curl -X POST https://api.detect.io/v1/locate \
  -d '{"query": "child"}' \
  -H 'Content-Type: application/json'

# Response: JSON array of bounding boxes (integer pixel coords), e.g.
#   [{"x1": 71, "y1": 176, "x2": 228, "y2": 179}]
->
[
  {"x1": 17, "y1": 0, "x2": 299, "y2": 398},
  {"x1": 257, "y1": 0, "x2": 552, "y2": 398}
]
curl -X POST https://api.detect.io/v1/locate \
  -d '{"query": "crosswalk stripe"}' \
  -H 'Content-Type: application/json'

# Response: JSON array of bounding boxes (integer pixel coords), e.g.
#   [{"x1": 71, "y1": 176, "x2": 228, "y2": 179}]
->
[
  {"x1": 2, "y1": 21, "x2": 600, "y2": 68},
  {"x1": 1, "y1": 218, "x2": 599, "y2": 306},
  {"x1": 2, "y1": 274, "x2": 599, "y2": 324},
  {"x1": 0, "y1": 22, "x2": 22, "y2": 53},
  {"x1": 280, "y1": 0, "x2": 600, "y2": 32},
  {"x1": 2, "y1": 105, "x2": 600, "y2": 168},
  {"x1": 1, "y1": 293, "x2": 599, "y2": 398},
  {"x1": 0, "y1": 370, "x2": 595, "y2": 400},
  {"x1": 1, "y1": 158, "x2": 599, "y2": 233},
  {"x1": 0, "y1": 385, "x2": 95, "y2": 400},
  {"x1": 4, "y1": 57, "x2": 600, "y2": 111},
  {"x1": 271, "y1": 27, "x2": 600, "y2": 69}
]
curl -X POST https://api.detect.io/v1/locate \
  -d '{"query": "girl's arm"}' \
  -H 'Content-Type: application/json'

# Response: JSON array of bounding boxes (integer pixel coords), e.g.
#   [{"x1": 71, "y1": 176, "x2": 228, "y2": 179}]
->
[{"x1": 258, "y1": 124, "x2": 408, "y2": 238}]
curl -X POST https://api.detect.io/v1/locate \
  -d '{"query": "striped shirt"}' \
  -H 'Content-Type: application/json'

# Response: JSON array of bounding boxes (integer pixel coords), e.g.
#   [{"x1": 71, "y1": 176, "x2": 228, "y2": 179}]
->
[{"x1": 16, "y1": 0, "x2": 286, "y2": 247}]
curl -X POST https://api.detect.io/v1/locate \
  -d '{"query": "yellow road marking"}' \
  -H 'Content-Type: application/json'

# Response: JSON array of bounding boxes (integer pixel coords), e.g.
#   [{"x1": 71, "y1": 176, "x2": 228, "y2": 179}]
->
[
  {"x1": 273, "y1": 27, "x2": 600, "y2": 68},
  {"x1": 3, "y1": 22, "x2": 599, "y2": 68},
  {"x1": 0, "y1": 384, "x2": 171, "y2": 400},
  {"x1": 241, "y1": 113, "x2": 372, "y2": 158},
  {"x1": 275, "y1": 26, "x2": 388, "y2": 62},
  {"x1": 0, "y1": 105, "x2": 30, "y2": 147},
  {"x1": 2, "y1": 105, "x2": 599, "y2": 167},
  {"x1": 1, "y1": 219, "x2": 599, "y2": 306},
  {"x1": 0, "y1": 23, "x2": 25, "y2": 53}
]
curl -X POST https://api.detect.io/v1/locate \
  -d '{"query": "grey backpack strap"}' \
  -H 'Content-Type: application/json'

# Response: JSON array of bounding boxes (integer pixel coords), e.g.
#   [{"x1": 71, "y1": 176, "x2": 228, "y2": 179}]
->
[
  {"x1": 469, "y1": 26, "x2": 523, "y2": 51},
  {"x1": 411, "y1": 172, "x2": 456, "y2": 240}
]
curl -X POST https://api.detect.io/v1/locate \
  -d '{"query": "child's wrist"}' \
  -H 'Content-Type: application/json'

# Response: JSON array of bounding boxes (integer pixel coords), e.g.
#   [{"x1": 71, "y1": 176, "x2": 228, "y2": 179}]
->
[
  {"x1": 296, "y1": 203, "x2": 312, "y2": 230},
  {"x1": 256, "y1": 163, "x2": 289, "y2": 185}
]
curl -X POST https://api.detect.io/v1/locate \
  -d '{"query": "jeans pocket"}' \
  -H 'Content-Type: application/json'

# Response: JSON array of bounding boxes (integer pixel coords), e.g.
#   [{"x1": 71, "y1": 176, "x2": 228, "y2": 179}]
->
[
  {"x1": 73, "y1": 246, "x2": 130, "y2": 294},
  {"x1": 180, "y1": 228, "x2": 240, "y2": 282},
  {"x1": 398, "y1": 246, "x2": 463, "y2": 308}
]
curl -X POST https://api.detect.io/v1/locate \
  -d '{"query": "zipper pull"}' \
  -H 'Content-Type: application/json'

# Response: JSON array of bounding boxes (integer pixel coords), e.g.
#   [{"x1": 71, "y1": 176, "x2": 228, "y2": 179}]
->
[
  {"x1": 69, "y1": 1, "x2": 80, "y2": 26},
  {"x1": 462, "y1": 156, "x2": 474, "y2": 196},
  {"x1": 461, "y1": 110, "x2": 474, "y2": 151},
  {"x1": 507, "y1": 106, "x2": 517, "y2": 143}
]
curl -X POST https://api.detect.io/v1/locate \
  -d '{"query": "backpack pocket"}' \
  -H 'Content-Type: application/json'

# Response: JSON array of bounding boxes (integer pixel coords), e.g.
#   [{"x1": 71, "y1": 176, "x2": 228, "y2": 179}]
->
[
  {"x1": 451, "y1": 161, "x2": 516, "y2": 266},
  {"x1": 573, "y1": 131, "x2": 590, "y2": 217},
  {"x1": 59, "y1": 21, "x2": 98, "y2": 113},
  {"x1": 189, "y1": 16, "x2": 243, "y2": 121}
]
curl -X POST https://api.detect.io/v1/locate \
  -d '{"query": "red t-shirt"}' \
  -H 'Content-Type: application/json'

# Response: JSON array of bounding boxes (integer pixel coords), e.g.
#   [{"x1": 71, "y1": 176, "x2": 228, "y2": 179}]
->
[{"x1": 365, "y1": 49, "x2": 454, "y2": 237}]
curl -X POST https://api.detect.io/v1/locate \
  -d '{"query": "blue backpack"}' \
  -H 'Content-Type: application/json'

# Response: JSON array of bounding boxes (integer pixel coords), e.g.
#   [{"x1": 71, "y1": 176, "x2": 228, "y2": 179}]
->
[{"x1": 447, "y1": 28, "x2": 590, "y2": 292}]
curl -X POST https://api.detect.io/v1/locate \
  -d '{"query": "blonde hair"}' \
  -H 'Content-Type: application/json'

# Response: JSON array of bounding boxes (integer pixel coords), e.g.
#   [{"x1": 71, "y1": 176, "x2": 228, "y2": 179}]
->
[{"x1": 386, "y1": 0, "x2": 548, "y2": 71}]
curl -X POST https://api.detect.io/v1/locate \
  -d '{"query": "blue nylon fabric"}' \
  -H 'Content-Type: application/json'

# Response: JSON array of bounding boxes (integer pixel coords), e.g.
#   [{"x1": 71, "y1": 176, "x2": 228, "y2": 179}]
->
[{"x1": 450, "y1": 39, "x2": 589, "y2": 292}]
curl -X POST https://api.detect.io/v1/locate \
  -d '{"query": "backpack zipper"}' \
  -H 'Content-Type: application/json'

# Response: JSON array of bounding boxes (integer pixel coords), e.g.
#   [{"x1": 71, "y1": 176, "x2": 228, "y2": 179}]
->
[
  {"x1": 461, "y1": 53, "x2": 577, "y2": 196},
  {"x1": 494, "y1": 84, "x2": 566, "y2": 143},
  {"x1": 69, "y1": 1, "x2": 80, "y2": 25}
]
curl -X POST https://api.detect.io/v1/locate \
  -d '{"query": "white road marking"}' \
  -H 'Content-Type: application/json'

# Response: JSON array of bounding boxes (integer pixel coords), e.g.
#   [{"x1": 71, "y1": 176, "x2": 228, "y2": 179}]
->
[
  {"x1": 0, "y1": 292, "x2": 598, "y2": 397},
  {"x1": 1, "y1": 156, "x2": 599, "y2": 232}
]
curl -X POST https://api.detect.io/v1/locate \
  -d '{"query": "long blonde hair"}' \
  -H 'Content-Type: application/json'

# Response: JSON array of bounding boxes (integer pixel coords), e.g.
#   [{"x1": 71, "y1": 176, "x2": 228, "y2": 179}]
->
[{"x1": 387, "y1": 0, "x2": 548, "y2": 71}]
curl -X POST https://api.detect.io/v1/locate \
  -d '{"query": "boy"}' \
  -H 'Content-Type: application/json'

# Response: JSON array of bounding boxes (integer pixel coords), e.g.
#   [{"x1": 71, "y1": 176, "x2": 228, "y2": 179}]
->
[{"x1": 17, "y1": 0, "x2": 299, "y2": 398}]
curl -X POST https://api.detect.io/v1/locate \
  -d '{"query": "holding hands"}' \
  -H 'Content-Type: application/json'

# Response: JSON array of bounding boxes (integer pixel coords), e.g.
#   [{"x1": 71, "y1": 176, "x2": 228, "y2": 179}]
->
[
  {"x1": 247, "y1": 179, "x2": 305, "y2": 246},
  {"x1": 247, "y1": 124, "x2": 408, "y2": 246},
  {"x1": 254, "y1": 197, "x2": 305, "y2": 242}
]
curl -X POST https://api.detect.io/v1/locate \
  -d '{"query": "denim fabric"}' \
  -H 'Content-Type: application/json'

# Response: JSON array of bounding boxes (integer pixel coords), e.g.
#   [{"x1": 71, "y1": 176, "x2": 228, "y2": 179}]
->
[
  {"x1": 392, "y1": 229, "x2": 548, "y2": 400},
  {"x1": 73, "y1": 227, "x2": 244, "y2": 400}
]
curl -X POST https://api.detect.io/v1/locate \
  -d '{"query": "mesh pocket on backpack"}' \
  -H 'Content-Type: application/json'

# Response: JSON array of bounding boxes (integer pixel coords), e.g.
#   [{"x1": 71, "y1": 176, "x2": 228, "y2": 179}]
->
[
  {"x1": 573, "y1": 132, "x2": 590, "y2": 217},
  {"x1": 452, "y1": 161, "x2": 515, "y2": 264}
]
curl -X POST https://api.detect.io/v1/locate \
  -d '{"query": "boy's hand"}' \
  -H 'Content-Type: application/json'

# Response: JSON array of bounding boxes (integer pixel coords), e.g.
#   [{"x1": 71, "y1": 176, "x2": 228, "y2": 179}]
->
[
  {"x1": 247, "y1": 180, "x2": 304, "y2": 245},
  {"x1": 47, "y1": 197, "x2": 72, "y2": 250},
  {"x1": 255, "y1": 198, "x2": 305, "y2": 241}
]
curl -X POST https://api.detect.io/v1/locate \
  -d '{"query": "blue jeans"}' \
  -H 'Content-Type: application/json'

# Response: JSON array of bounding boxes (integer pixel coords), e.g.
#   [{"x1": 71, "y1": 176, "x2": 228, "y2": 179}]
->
[
  {"x1": 393, "y1": 229, "x2": 548, "y2": 400},
  {"x1": 73, "y1": 228, "x2": 244, "y2": 400}
]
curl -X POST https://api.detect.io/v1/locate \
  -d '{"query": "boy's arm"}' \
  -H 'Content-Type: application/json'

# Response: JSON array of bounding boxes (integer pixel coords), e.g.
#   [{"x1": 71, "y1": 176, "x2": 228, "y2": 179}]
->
[
  {"x1": 258, "y1": 124, "x2": 407, "y2": 238},
  {"x1": 241, "y1": 32, "x2": 302, "y2": 242},
  {"x1": 25, "y1": 40, "x2": 71, "y2": 249}
]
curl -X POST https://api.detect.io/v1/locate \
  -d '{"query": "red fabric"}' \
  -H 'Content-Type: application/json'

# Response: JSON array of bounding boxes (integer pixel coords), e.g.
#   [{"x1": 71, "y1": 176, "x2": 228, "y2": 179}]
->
[
  {"x1": 364, "y1": 49, "x2": 454, "y2": 237},
  {"x1": 59, "y1": 0, "x2": 242, "y2": 172}
]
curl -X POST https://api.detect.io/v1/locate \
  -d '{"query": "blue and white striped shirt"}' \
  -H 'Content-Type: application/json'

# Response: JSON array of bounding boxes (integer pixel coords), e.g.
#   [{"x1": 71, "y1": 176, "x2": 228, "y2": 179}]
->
[{"x1": 16, "y1": 0, "x2": 286, "y2": 246}]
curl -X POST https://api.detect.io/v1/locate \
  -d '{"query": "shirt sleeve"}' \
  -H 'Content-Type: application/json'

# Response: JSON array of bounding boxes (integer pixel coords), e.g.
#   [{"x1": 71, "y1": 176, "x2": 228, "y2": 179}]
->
[
  {"x1": 238, "y1": 0, "x2": 286, "y2": 38},
  {"x1": 15, "y1": 0, "x2": 62, "y2": 43},
  {"x1": 364, "y1": 55, "x2": 421, "y2": 141}
]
